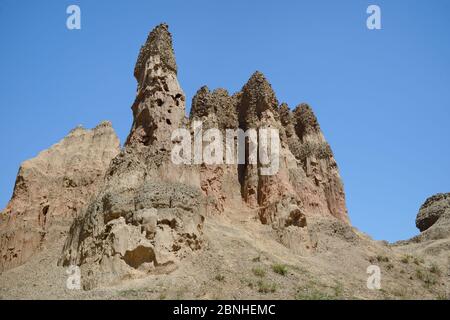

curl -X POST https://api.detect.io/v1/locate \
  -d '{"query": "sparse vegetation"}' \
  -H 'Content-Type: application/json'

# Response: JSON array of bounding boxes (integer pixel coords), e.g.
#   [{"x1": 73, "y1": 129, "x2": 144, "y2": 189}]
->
[
  {"x1": 386, "y1": 263, "x2": 394, "y2": 270},
  {"x1": 295, "y1": 287, "x2": 334, "y2": 300},
  {"x1": 436, "y1": 293, "x2": 448, "y2": 300},
  {"x1": 376, "y1": 255, "x2": 389, "y2": 263},
  {"x1": 158, "y1": 292, "x2": 167, "y2": 300},
  {"x1": 429, "y1": 263, "x2": 441, "y2": 275},
  {"x1": 415, "y1": 269, "x2": 424, "y2": 280},
  {"x1": 257, "y1": 280, "x2": 276, "y2": 294},
  {"x1": 214, "y1": 274, "x2": 225, "y2": 282},
  {"x1": 252, "y1": 256, "x2": 261, "y2": 262},
  {"x1": 332, "y1": 282, "x2": 344, "y2": 297},
  {"x1": 401, "y1": 255, "x2": 412, "y2": 264},
  {"x1": 175, "y1": 287, "x2": 187, "y2": 300},
  {"x1": 413, "y1": 256, "x2": 424, "y2": 265},
  {"x1": 252, "y1": 267, "x2": 266, "y2": 277},
  {"x1": 272, "y1": 264, "x2": 288, "y2": 276},
  {"x1": 416, "y1": 269, "x2": 438, "y2": 288},
  {"x1": 391, "y1": 286, "x2": 408, "y2": 298},
  {"x1": 294, "y1": 279, "x2": 344, "y2": 300}
]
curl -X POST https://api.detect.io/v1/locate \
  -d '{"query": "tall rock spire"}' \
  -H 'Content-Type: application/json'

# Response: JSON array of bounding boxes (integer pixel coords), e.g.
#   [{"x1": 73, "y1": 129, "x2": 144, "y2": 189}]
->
[
  {"x1": 57, "y1": 26, "x2": 350, "y2": 289},
  {"x1": 126, "y1": 23, "x2": 185, "y2": 149}
]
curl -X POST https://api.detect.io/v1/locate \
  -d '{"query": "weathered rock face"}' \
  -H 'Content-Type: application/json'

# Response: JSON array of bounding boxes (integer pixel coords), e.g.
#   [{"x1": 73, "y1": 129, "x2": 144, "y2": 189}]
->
[
  {"x1": 0, "y1": 122, "x2": 120, "y2": 272},
  {"x1": 126, "y1": 23, "x2": 185, "y2": 150},
  {"x1": 189, "y1": 71, "x2": 348, "y2": 255},
  {"x1": 413, "y1": 193, "x2": 450, "y2": 241},
  {"x1": 59, "y1": 24, "x2": 207, "y2": 289},
  {"x1": 59, "y1": 23, "x2": 349, "y2": 289},
  {"x1": 190, "y1": 72, "x2": 349, "y2": 226},
  {"x1": 416, "y1": 193, "x2": 450, "y2": 232}
]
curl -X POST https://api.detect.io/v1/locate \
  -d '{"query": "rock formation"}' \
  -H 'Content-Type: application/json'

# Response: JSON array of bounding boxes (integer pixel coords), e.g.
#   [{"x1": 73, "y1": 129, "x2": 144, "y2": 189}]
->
[
  {"x1": 3, "y1": 23, "x2": 447, "y2": 300},
  {"x1": 55, "y1": 23, "x2": 349, "y2": 289},
  {"x1": 0, "y1": 23, "x2": 349, "y2": 287},
  {"x1": 189, "y1": 73, "x2": 348, "y2": 224},
  {"x1": 58, "y1": 24, "x2": 207, "y2": 289},
  {"x1": 0, "y1": 122, "x2": 120, "y2": 272},
  {"x1": 413, "y1": 193, "x2": 450, "y2": 241}
]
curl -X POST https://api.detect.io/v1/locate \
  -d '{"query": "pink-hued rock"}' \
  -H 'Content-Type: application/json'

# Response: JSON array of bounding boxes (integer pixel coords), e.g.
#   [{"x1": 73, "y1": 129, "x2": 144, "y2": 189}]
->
[{"x1": 0, "y1": 122, "x2": 120, "y2": 272}]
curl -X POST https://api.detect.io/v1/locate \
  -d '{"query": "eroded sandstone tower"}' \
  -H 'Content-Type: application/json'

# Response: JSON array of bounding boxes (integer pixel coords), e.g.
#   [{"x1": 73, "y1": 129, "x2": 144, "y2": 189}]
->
[
  {"x1": 0, "y1": 23, "x2": 349, "y2": 286},
  {"x1": 55, "y1": 23, "x2": 348, "y2": 288}
]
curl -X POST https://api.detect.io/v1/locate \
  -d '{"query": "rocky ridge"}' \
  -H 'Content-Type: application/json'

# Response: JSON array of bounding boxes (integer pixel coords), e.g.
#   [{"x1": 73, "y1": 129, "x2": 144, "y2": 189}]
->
[
  {"x1": 55, "y1": 23, "x2": 349, "y2": 289},
  {"x1": 0, "y1": 122, "x2": 120, "y2": 272},
  {"x1": 0, "y1": 24, "x2": 447, "y2": 299}
]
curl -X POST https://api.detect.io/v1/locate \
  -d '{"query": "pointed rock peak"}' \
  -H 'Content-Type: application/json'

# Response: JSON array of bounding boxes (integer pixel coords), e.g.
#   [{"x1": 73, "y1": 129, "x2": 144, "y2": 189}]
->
[
  {"x1": 245, "y1": 71, "x2": 269, "y2": 86},
  {"x1": 134, "y1": 23, "x2": 177, "y2": 80},
  {"x1": 95, "y1": 120, "x2": 113, "y2": 129},
  {"x1": 69, "y1": 124, "x2": 85, "y2": 135},
  {"x1": 197, "y1": 85, "x2": 211, "y2": 95},
  {"x1": 69, "y1": 121, "x2": 115, "y2": 137},
  {"x1": 279, "y1": 103, "x2": 293, "y2": 126},
  {"x1": 293, "y1": 103, "x2": 321, "y2": 137},
  {"x1": 242, "y1": 71, "x2": 274, "y2": 95},
  {"x1": 190, "y1": 86, "x2": 210, "y2": 118},
  {"x1": 240, "y1": 71, "x2": 279, "y2": 117},
  {"x1": 279, "y1": 102, "x2": 290, "y2": 114}
]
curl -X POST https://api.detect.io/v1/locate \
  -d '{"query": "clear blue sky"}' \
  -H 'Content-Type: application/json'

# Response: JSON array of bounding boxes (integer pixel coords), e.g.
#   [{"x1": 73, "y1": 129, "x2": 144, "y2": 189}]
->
[{"x1": 1, "y1": 0, "x2": 449, "y2": 242}]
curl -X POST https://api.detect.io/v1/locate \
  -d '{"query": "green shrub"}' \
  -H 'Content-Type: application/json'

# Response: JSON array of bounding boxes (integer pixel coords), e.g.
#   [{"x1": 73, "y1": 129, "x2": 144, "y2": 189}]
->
[
  {"x1": 429, "y1": 263, "x2": 441, "y2": 276},
  {"x1": 252, "y1": 256, "x2": 261, "y2": 262},
  {"x1": 272, "y1": 264, "x2": 288, "y2": 276},
  {"x1": 376, "y1": 255, "x2": 389, "y2": 263},
  {"x1": 214, "y1": 274, "x2": 225, "y2": 282},
  {"x1": 257, "y1": 280, "x2": 276, "y2": 294},
  {"x1": 252, "y1": 267, "x2": 266, "y2": 277},
  {"x1": 401, "y1": 255, "x2": 411, "y2": 264}
]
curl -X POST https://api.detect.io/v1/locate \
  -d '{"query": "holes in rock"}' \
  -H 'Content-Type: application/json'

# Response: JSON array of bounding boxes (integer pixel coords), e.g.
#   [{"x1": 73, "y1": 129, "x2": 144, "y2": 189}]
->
[
  {"x1": 123, "y1": 245, "x2": 155, "y2": 269},
  {"x1": 174, "y1": 94, "x2": 183, "y2": 106},
  {"x1": 285, "y1": 209, "x2": 307, "y2": 228},
  {"x1": 156, "y1": 99, "x2": 163, "y2": 107},
  {"x1": 166, "y1": 119, "x2": 171, "y2": 125},
  {"x1": 158, "y1": 218, "x2": 177, "y2": 229},
  {"x1": 39, "y1": 205, "x2": 49, "y2": 228}
]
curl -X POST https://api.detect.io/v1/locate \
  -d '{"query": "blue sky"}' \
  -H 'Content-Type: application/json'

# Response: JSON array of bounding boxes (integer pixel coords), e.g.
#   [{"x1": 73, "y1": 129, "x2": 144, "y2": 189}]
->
[{"x1": 1, "y1": 0, "x2": 449, "y2": 242}]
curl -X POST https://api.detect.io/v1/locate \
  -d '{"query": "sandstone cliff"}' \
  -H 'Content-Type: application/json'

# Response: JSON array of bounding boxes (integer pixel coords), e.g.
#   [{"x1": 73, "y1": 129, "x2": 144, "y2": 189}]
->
[
  {"x1": 57, "y1": 23, "x2": 349, "y2": 289},
  {"x1": 58, "y1": 24, "x2": 207, "y2": 289},
  {"x1": 0, "y1": 122, "x2": 120, "y2": 271}
]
